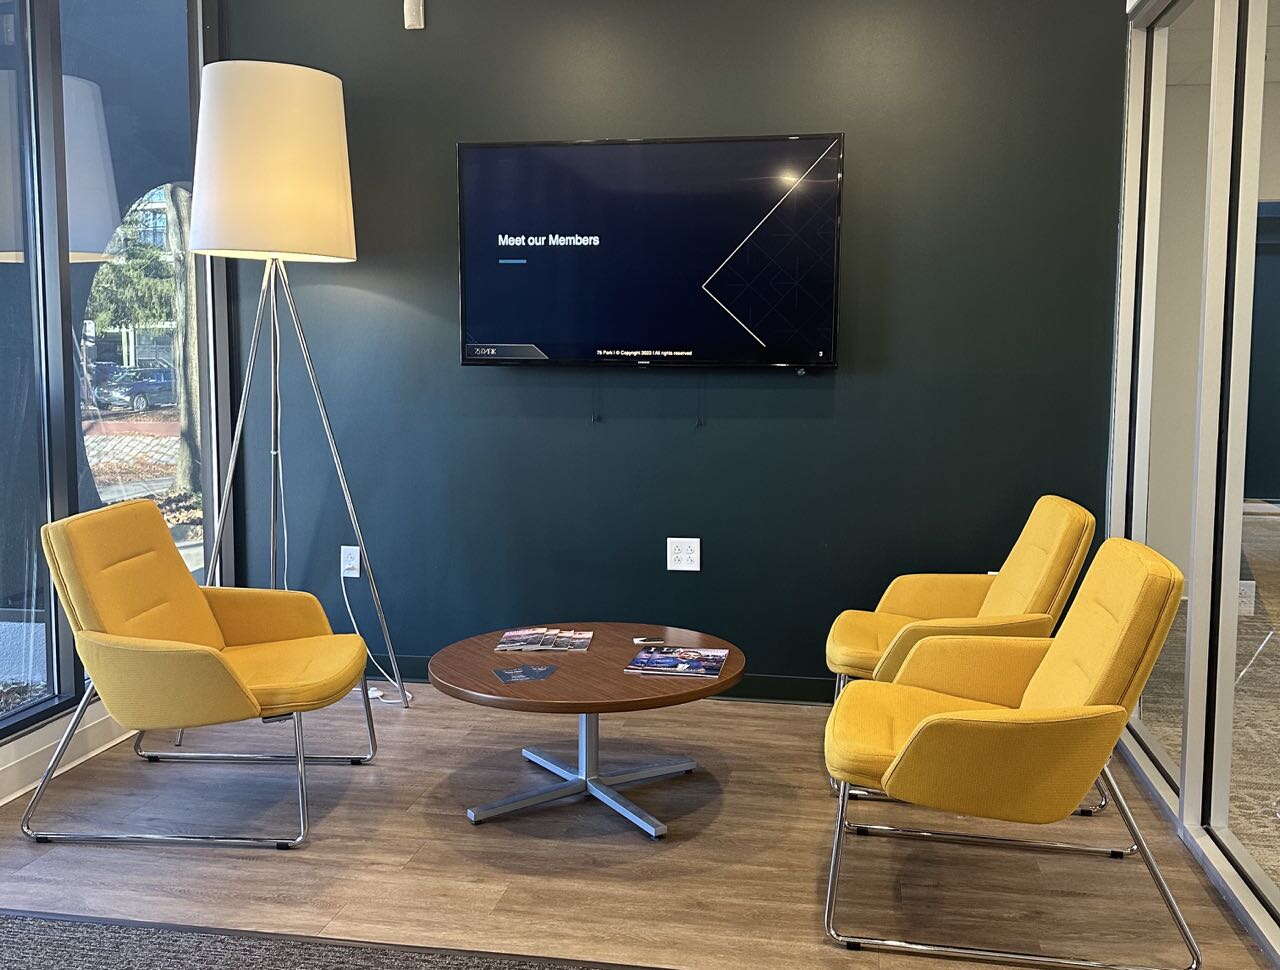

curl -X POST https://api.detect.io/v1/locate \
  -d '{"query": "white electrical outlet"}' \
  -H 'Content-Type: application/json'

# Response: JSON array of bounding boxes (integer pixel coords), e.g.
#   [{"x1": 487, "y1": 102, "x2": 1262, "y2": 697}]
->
[
  {"x1": 667, "y1": 537, "x2": 700, "y2": 572},
  {"x1": 340, "y1": 545, "x2": 361, "y2": 578},
  {"x1": 1240, "y1": 579, "x2": 1257, "y2": 616}
]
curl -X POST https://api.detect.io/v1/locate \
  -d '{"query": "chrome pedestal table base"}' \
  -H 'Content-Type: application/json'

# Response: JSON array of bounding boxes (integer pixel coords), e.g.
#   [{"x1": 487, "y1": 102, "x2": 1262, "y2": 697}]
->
[{"x1": 466, "y1": 713, "x2": 695, "y2": 838}]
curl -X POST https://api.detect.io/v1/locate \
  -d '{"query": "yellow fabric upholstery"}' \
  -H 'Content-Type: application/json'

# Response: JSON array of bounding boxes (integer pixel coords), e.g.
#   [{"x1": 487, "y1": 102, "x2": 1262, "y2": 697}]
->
[
  {"x1": 824, "y1": 681, "x2": 1003, "y2": 788},
  {"x1": 825, "y1": 537, "x2": 1183, "y2": 824},
  {"x1": 826, "y1": 610, "x2": 916, "y2": 677},
  {"x1": 824, "y1": 495, "x2": 1094, "y2": 681},
  {"x1": 875, "y1": 573, "x2": 995, "y2": 619},
  {"x1": 202, "y1": 586, "x2": 332, "y2": 647},
  {"x1": 893, "y1": 635, "x2": 1052, "y2": 707},
  {"x1": 1021, "y1": 539, "x2": 1181, "y2": 714},
  {"x1": 870, "y1": 612, "x2": 1053, "y2": 683},
  {"x1": 41, "y1": 499, "x2": 367, "y2": 731},
  {"x1": 978, "y1": 495, "x2": 1095, "y2": 620},
  {"x1": 223, "y1": 634, "x2": 367, "y2": 717},
  {"x1": 881, "y1": 705, "x2": 1130, "y2": 824},
  {"x1": 74, "y1": 630, "x2": 260, "y2": 730},
  {"x1": 42, "y1": 500, "x2": 225, "y2": 649}
]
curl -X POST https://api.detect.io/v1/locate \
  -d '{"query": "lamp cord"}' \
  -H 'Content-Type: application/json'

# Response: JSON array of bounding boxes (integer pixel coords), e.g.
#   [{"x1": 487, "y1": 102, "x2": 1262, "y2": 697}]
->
[
  {"x1": 342, "y1": 574, "x2": 413, "y2": 704},
  {"x1": 274, "y1": 371, "x2": 408, "y2": 705}
]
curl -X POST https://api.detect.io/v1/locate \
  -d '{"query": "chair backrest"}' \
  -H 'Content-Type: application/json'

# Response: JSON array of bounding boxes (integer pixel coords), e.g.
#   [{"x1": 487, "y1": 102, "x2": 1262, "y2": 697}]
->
[
  {"x1": 1020, "y1": 537, "x2": 1182, "y2": 712},
  {"x1": 41, "y1": 499, "x2": 225, "y2": 649},
  {"x1": 978, "y1": 495, "x2": 1095, "y2": 621}
]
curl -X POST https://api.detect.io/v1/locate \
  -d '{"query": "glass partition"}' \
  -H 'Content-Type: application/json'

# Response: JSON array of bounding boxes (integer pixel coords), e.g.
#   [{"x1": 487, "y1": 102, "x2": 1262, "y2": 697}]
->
[
  {"x1": 1130, "y1": 0, "x2": 1219, "y2": 782},
  {"x1": 1215, "y1": 0, "x2": 1280, "y2": 907},
  {"x1": 1118, "y1": 0, "x2": 1280, "y2": 956}
]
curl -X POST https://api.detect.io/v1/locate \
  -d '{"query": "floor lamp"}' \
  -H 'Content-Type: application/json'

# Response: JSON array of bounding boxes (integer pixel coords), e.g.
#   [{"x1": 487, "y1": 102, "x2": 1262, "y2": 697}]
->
[{"x1": 189, "y1": 59, "x2": 408, "y2": 707}]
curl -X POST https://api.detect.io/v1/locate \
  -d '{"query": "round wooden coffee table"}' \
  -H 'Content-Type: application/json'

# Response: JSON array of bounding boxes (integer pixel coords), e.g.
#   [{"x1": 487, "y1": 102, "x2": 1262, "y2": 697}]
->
[{"x1": 428, "y1": 622, "x2": 745, "y2": 838}]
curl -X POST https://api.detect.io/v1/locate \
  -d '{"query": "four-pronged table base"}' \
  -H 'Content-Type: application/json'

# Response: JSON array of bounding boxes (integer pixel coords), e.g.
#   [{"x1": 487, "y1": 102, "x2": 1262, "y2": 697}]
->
[{"x1": 465, "y1": 713, "x2": 695, "y2": 838}]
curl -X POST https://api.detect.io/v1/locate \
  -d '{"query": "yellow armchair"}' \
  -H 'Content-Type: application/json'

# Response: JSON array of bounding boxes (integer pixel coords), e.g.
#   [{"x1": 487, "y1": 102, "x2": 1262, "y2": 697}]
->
[
  {"x1": 825, "y1": 495, "x2": 1094, "y2": 684},
  {"x1": 73, "y1": 630, "x2": 261, "y2": 731},
  {"x1": 821, "y1": 537, "x2": 1201, "y2": 970},
  {"x1": 202, "y1": 585, "x2": 333, "y2": 646},
  {"x1": 23, "y1": 499, "x2": 377, "y2": 850}
]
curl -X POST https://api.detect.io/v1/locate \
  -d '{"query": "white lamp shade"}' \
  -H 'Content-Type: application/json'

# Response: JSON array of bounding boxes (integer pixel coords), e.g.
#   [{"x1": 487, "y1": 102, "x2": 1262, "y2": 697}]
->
[
  {"x1": 0, "y1": 72, "x2": 119, "y2": 263},
  {"x1": 191, "y1": 60, "x2": 356, "y2": 262},
  {"x1": 63, "y1": 75, "x2": 121, "y2": 262}
]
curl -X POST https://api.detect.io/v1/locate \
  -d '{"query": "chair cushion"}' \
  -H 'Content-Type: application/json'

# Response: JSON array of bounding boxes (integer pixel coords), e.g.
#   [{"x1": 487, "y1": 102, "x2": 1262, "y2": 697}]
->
[
  {"x1": 824, "y1": 680, "x2": 1005, "y2": 787},
  {"x1": 222, "y1": 634, "x2": 367, "y2": 717},
  {"x1": 41, "y1": 499, "x2": 225, "y2": 649},
  {"x1": 979, "y1": 495, "x2": 1094, "y2": 622},
  {"x1": 825, "y1": 610, "x2": 916, "y2": 677}
]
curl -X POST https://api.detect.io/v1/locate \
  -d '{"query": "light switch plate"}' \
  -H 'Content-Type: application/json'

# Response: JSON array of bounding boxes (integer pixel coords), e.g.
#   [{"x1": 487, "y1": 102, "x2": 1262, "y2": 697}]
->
[{"x1": 667, "y1": 537, "x2": 700, "y2": 572}]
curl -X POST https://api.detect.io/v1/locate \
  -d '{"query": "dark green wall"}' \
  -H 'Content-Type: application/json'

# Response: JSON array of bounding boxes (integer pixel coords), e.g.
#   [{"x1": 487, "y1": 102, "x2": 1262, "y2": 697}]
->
[{"x1": 219, "y1": 0, "x2": 1127, "y2": 698}]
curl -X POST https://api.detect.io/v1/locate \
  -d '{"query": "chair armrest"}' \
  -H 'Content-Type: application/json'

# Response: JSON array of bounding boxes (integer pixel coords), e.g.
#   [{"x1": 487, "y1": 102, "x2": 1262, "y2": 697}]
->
[
  {"x1": 872, "y1": 613, "x2": 1055, "y2": 683},
  {"x1": 881, "y1": 705, "x2": 1128, "y2": 824},
  {"x1": 893, "y1": 635, "x2": 1053, "y2": 706},
  {"x1": 201, "y1": 586, "x2": 333, "y2": 647},
  {"x1": 875, "y1": 573, "x2": 995, "y2": 620},
  {"x1": 75, "y1": 630, "x2": 261, "y2": 731}
]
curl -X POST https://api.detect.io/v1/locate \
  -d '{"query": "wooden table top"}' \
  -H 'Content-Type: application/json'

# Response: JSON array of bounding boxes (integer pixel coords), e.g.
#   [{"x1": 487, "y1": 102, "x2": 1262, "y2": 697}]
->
[{"x1": 427, "y1": 622, "x2": 745, "y2": 714}]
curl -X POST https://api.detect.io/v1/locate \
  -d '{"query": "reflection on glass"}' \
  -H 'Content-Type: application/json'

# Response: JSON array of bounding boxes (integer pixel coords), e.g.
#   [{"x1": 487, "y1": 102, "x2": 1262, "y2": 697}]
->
[
  {"x1": 1226, "y1": 1, "x2": 1280, "y2": 890},
  {"x1": 1136, "y1": 0, "x2": 1218, "y2": 776},
  {"x1": 62, "y1": 1, "x2": 205, "y2": 580},
  {"x1": 0, "y1": 61, "x2": 54, "y2": 718}
]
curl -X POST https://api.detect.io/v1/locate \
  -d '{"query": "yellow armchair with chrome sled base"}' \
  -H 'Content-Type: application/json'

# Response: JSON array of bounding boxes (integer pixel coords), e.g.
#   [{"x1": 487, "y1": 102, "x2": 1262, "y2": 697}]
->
[
  {"x1": 826, "y1": 495, "x2": 1095, "y2": 689},
  {"x1": 823, "y1": 537, "x2": 1200, "y2": 970},
  {"x1": 22, "y1": 499, "x2": 376, "y2": 850}
]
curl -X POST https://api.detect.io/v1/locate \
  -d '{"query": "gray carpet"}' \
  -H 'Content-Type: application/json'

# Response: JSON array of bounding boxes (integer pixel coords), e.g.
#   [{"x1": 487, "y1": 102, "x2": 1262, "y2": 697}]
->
[{"x1": 0, "y1": 911, "x2": 654, "y2": 970}]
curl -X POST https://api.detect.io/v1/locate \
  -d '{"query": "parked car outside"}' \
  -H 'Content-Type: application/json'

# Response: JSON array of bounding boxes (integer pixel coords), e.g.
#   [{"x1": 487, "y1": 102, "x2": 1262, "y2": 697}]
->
[{"x1": 93, "y1": 366, "x2": 176, "y2": 412}]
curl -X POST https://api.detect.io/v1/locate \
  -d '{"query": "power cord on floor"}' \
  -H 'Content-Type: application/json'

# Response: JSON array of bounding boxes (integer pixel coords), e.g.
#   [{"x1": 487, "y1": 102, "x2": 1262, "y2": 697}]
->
[
  {"x1": 342, "y1": 572, "x2": 413, "y2": 705},
  {"x1": 274, "y1": 392, "x2": 409, "y2": 705}
]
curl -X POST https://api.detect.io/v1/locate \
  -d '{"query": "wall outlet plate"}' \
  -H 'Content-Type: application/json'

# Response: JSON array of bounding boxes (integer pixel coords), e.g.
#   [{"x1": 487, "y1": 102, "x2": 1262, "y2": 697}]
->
[
  {"x1": 667, "y1": 537, "x2": 700, "y2": 572},
  {"x1": 341, "y1": 545, "x2": 361, "y2": 578}
]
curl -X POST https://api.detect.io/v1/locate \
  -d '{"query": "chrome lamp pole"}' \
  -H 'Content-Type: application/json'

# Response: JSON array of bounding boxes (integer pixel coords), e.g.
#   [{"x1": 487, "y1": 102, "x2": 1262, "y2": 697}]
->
[
  {"x1": 204, "y1": 257, "x2": 409, "y2": 708},
  {"x1": 182, "y1": 60, "x2": 410, "y2": 716}
]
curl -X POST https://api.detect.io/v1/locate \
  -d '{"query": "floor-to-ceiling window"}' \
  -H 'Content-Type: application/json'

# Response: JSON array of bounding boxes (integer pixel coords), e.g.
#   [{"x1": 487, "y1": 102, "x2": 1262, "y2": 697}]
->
[
  {"x1": 0, "y1": 0, "x2": 217, "y2": 738},
  {"x1": 1116, "y1": 0, "x2": 1280, "y2": 958},
  {"x1": 1129, "y1": 0, "x2": 1219, "y2": 782},
  {"x1": 61, "y1": 0, "x2": 211, "y2": 581},
  {"x1": 1212, "y1": 0, "x2": 1280, "y2": 920}
]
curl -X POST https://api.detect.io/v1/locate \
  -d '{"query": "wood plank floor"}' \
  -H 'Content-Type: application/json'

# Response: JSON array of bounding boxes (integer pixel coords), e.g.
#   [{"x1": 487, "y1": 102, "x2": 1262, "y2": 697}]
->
[{"x1": 0, "y1": 687, "x2": 1266, "y2": 969}]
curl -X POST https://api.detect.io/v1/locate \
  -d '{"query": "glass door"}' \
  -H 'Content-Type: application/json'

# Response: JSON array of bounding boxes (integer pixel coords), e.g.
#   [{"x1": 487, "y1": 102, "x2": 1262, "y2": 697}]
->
[
  {"x1": 1209, "y1": 0, "x2": 1280, "y2": 916},
  {"x1": 1127, "y1": 0, "x2": 1223, "y2": 786}
]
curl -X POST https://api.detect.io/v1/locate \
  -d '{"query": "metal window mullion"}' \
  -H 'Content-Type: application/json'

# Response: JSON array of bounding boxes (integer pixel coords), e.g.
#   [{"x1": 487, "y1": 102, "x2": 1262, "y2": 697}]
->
[
  {"x1": 1208, "y1": 0, "x2": 1267, "y2": 831},
  {"x1": 1129, "y1": 27, "x2": 1168, "y2": 548},
  {"x1": 195, "y1": 0, "x2": 236, "y2": 587},
  {"x1": 1109, "y1": 27, "x2": 1150, "y2": 540},
  {"x1": 23, "y1": 0, "x2": 82, "y2": 699},
  {"x1": 1179, "y1": 0, "x2": 1242, "y2": 827}
]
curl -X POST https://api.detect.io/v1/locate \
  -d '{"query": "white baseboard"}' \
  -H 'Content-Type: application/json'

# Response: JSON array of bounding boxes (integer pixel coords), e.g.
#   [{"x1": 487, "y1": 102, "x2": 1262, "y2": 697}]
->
[{"x1": 0, "y1": 701, "x2": 132, "y2": 809}]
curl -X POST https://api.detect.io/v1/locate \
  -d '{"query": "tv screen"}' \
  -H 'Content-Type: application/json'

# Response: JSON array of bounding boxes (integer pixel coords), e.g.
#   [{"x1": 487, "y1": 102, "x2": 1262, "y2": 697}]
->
[{"x1": 458, "y1": 134, "x2": 843, "y2": 367}]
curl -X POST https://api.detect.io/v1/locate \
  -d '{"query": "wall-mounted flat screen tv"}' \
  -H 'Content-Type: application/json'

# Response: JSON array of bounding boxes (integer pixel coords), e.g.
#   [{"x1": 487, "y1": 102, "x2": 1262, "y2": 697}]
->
[{"x1": 458, "y1": 134, "x2": 843, "y2": 367}]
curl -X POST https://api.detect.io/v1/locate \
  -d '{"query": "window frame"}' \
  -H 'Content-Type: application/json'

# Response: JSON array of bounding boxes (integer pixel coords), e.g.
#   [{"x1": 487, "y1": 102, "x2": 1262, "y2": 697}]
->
[
  {"x1": 1113, "y1": 0, "x2": 1280, "y2": 960},
  {"x1": 0, "y1": 0, "x2": 229, "y2": 741}
]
